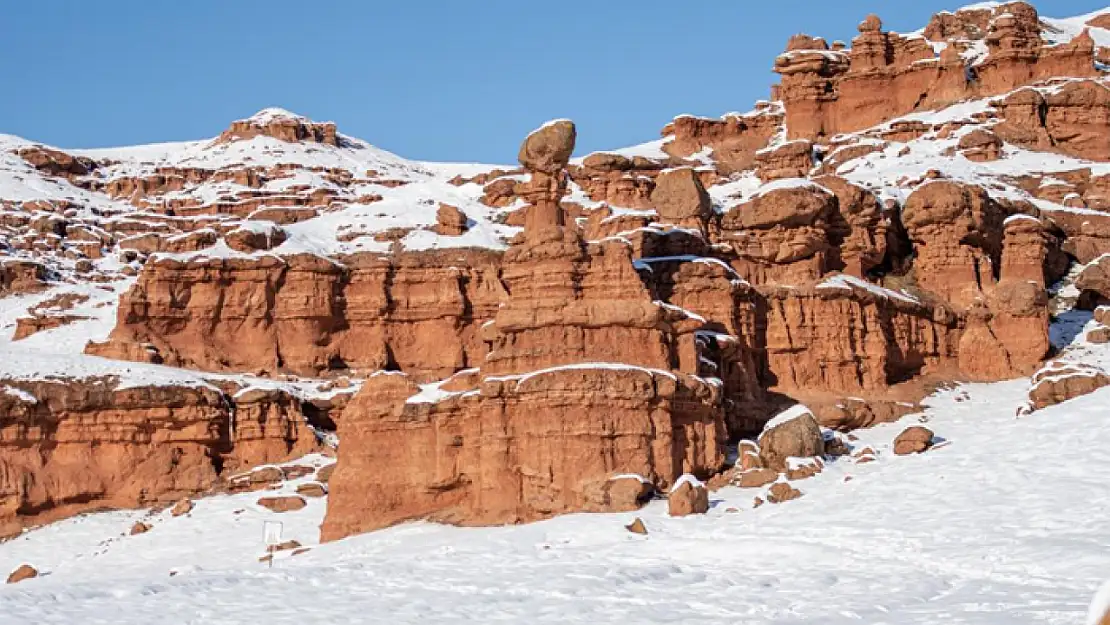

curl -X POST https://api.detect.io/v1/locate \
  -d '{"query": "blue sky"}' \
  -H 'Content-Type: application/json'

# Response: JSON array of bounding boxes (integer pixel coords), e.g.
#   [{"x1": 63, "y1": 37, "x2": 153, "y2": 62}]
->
[{"x1": 1, "y1": 1, "x2": 1104, "y2": 163}]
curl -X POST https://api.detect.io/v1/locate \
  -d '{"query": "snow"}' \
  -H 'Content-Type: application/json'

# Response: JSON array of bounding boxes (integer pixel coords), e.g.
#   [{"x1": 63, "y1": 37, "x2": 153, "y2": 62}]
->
[
  {"x1": 669, "y1": 474, "x2": 705, "y2": 492},
  {"x1": 3, "y1": 385, "x2": 38, "y2": 403},
  {"x1": 242, "y1": 107, "x2": 313, "y2": 125},
  {"x1": 1088, "y1": 580, "x2": 1110, "y2": 625},
  {"x1": 633, "y1": 255, "x2": 745, "y2": 281},
  {"x1": 762, "y1": 403, "x2": 814, "y2": 431},
  {"x1": 1043, "y1": 9, "x2": 1110, "y2": 49},
  {"x1": 751, "y1": 176, "x2": 832, "y2": 199},
  {"x1": 817, "y1": 274, "x2": 921, "y2": 305},
  {"x1": 609, "y1": 473, "x2": 651, "y2": 484},
  {"x1": 486, "y1": 362, "x2": 680, "y2": 389},
  {"x1": 405, "y1": 379, "x2": 469, "y2": 405}
]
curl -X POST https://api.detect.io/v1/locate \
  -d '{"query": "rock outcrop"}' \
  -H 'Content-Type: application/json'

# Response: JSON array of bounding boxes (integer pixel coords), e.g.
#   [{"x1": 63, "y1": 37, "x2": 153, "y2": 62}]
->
[
  {"x1": 1027, "y1": 363, "x2": 1110, "y2": 411},
  {"x1": 321, "y1": 120, "x2": 728, "y2": 540},
  {"x1": 1078, "y1": 255, "x2": 1110, "y2": 309},
  {"x1": 0, "y1": 379, "x2": 327, "y2": 538},
  {"x1": 89, "y1": 249, "x2": 506, "y2": 380},
  {"x1": 893, "y1": 427, "x2": 935, "y2": 455},
  {"x1": 994, "y1": 81, "x2": 1110, "y2": 161},
  {"x1": 773, "y1": 3, "x2": 1098, "y2": 141},
  {"x1": 218, "y1": 108, "x2": 339, "y2": 146},
  {"x1": 757, "y1": 408, "x2": 825, "y2": 471},
  {"x1": 6, "y1": 564, "x2": 37, "y2": 584},
  {"x1": 668, "y1": 476, "x2": 710, "y2": 517}
]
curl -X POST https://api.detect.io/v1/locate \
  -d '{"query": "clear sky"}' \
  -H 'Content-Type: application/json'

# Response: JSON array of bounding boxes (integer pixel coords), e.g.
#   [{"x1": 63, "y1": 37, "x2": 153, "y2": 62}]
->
[{"x1": 1, "y1": 1, "x2": 1104, "y2": 163}]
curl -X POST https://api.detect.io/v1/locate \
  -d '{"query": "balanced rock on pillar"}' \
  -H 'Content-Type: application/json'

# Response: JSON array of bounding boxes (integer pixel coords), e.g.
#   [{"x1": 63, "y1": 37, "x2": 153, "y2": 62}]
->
[{"x1": 518, "y1": 119, "x2": 577, "y2": 234}]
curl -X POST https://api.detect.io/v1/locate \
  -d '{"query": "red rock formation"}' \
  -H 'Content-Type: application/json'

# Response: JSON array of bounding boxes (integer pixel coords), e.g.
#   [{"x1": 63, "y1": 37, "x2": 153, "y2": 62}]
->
[
  {"x1": 759, "y1": 281, "x2": 961, "y2": 397},
  {"x1": 0, "y1": 260, "x2": 48, "y2": 294},
  {"x1": 668, "y1": 476, "x2": 709, "y2": 516},
  {"x1": 757, "y1": 409, "x2": 825, "y2": 471},
  {"x1": 774, "y1": 3, "x2": 1098, "y2": 140},
  {"x1": 649, "y1": 167, "x2": 712, "y2": 234},
  {"x1": 994, "y1": 82, "x2": 1110, "y2": 161},
  {"x1": 217, "y1": 109, "x2": 339, "y2": 146},
  {"x1": 256, "y1": 495, "x2": 307, "y2": 513},
  {"x1": 6, "y1": 564, "x2": 38, "y2": 584},
  {"x1": 1027, "y1": 363, "x2": 1110, "y2": 411},
  {"x1": 433, "y1": 204, "x2": 469, "y2": 236},
  {"x1": 569, "y1": 153, "x2": 661, "y2": 209},
  {"x1": 16, "y1": 146, "x2": 97, "y2": 178},
  {"x1": 224, "y1": 223, "x2": 287, "y2": 253},
  {"x1": 755, "y1": 140, "x2": 814, "y2": 182},
  {"x1": 89, "y1": 249, "x2": 506, "y2": 380},
  {"x1": 321, "y1": 365, "x2": 724, "y2": 540},
  {"x1": 321, "y1": 120, "x2": 729, "y2": 540},
  {"x1": 1077, "y1": 255, "x2": 1110, "y2": 308},
  {"x1": 661, "y1": 104, "x2": 784, "y2": 173},
  {"x1": 893, "y1": 426, "x2": 934, "y2": 455},
  {"x1": 958, "y1": 129, "x2": 1003, "y2": 161},
  {"x1": 902, "y1": 181, "x2": 1004, "y2": 308},
  {"x1": 0, "y1": 377, "x2": 333, "y2": 536},
  {"x1": 517, "y1": 120, "x2": 576, "y2": 232},
  {"x1": 718, "y1": 182, "x2": 835, "y2": 285}
]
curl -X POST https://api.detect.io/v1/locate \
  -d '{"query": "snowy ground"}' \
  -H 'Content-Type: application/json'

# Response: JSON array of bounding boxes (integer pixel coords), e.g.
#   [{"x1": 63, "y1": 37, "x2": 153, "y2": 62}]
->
[{"x1": 2, "y1": 322, "x2": 1109, "y2": 624}]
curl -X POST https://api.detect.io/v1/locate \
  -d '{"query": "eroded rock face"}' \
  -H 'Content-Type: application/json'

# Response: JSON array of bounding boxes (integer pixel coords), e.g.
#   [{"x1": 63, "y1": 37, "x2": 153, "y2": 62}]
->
[
  {"x1": 1078, "y1": 255, "x2": 1110, "y2": 309},
  {"x1": 773, "y1": 3, "x2": 1098, "y2": 140},
  {"x1": 321, "y1": 365, "x2": 724, "y2": 540},
  {"x1": 0, "y1": 379, "x2": 325, "y2": 537},
  {"x1": 902, "y1": 181, "x2": 1003, "y2": 308},
  {"x1": 994, "y1": 82, "x2": 1110, "y2": 161},
  {"x1": 650, "y1": 168, "x2": 712, "y2": 232},
  {"x1": 755, "y1": 140, "x2": 814, "y2": 182},
  {"x1": 718, "y1": 183, "x2": 835, "y2": 284},
  {"x1": 662, "y1": 105, "x2": 784, "y2": 174},
  {"x1": 759, "y1": 282, "x2": 960, "y2": 395},
  {"x1": 89, "y1": 249, "x2": 506, "y2": 380},
  {"x1": 320, "y1": 136, "x2": 728, "y2": 540}
]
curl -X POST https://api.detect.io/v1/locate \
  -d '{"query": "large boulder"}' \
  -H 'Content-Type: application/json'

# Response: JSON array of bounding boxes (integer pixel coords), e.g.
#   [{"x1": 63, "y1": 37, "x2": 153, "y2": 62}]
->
[
  {"x1": 434, "y1": 204, "x2": 469, "y2": 236},
  {"x1": 6, "y1": 564, "x2": 37, "y2": 584},
  {"x1": 958, "y1": 129, "x2": 1003, "y2": 162},
  {"x1": 650, "y1": 167, "x2": 712, "y2": 224},
  {"x1": 893, "y1": 426, "x2": 934, "y2": 455},
  {"x1": 518, "y1": 120, "x2": 576, "y2": 173},
  {"x1": 757, "y1": 406, "x2": 826, "y2": 471},
  {"x1": 170, "y1": 498, "x2": 194, "y2": 517},
  {"x1": 667, "y1": 475, "x2": 709, "y2": 517},
  {"x1": 1028, "y1": 364, "x2": 1110, "y2": 411},
  {"x1": 767, "y1": 481, "x2": 803, "y2": 504},
  {"x1": 1078, "y1": 255, "x2": 1110, "y2": 309},
  {"x1": 257, "y1": 495, "x2": 308, "y2": 513}
]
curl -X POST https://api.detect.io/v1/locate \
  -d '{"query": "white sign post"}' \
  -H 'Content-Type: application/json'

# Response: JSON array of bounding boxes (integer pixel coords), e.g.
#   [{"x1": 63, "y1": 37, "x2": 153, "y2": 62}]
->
[{"x1": 263, "y1": 521, "x2": 283, "y2": 568}]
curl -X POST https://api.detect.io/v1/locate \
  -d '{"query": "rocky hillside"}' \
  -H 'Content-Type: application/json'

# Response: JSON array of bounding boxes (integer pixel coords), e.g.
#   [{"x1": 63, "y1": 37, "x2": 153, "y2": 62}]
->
[{"x1": 0, "y1": 1, "x2": 1109, "y2": 551}]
